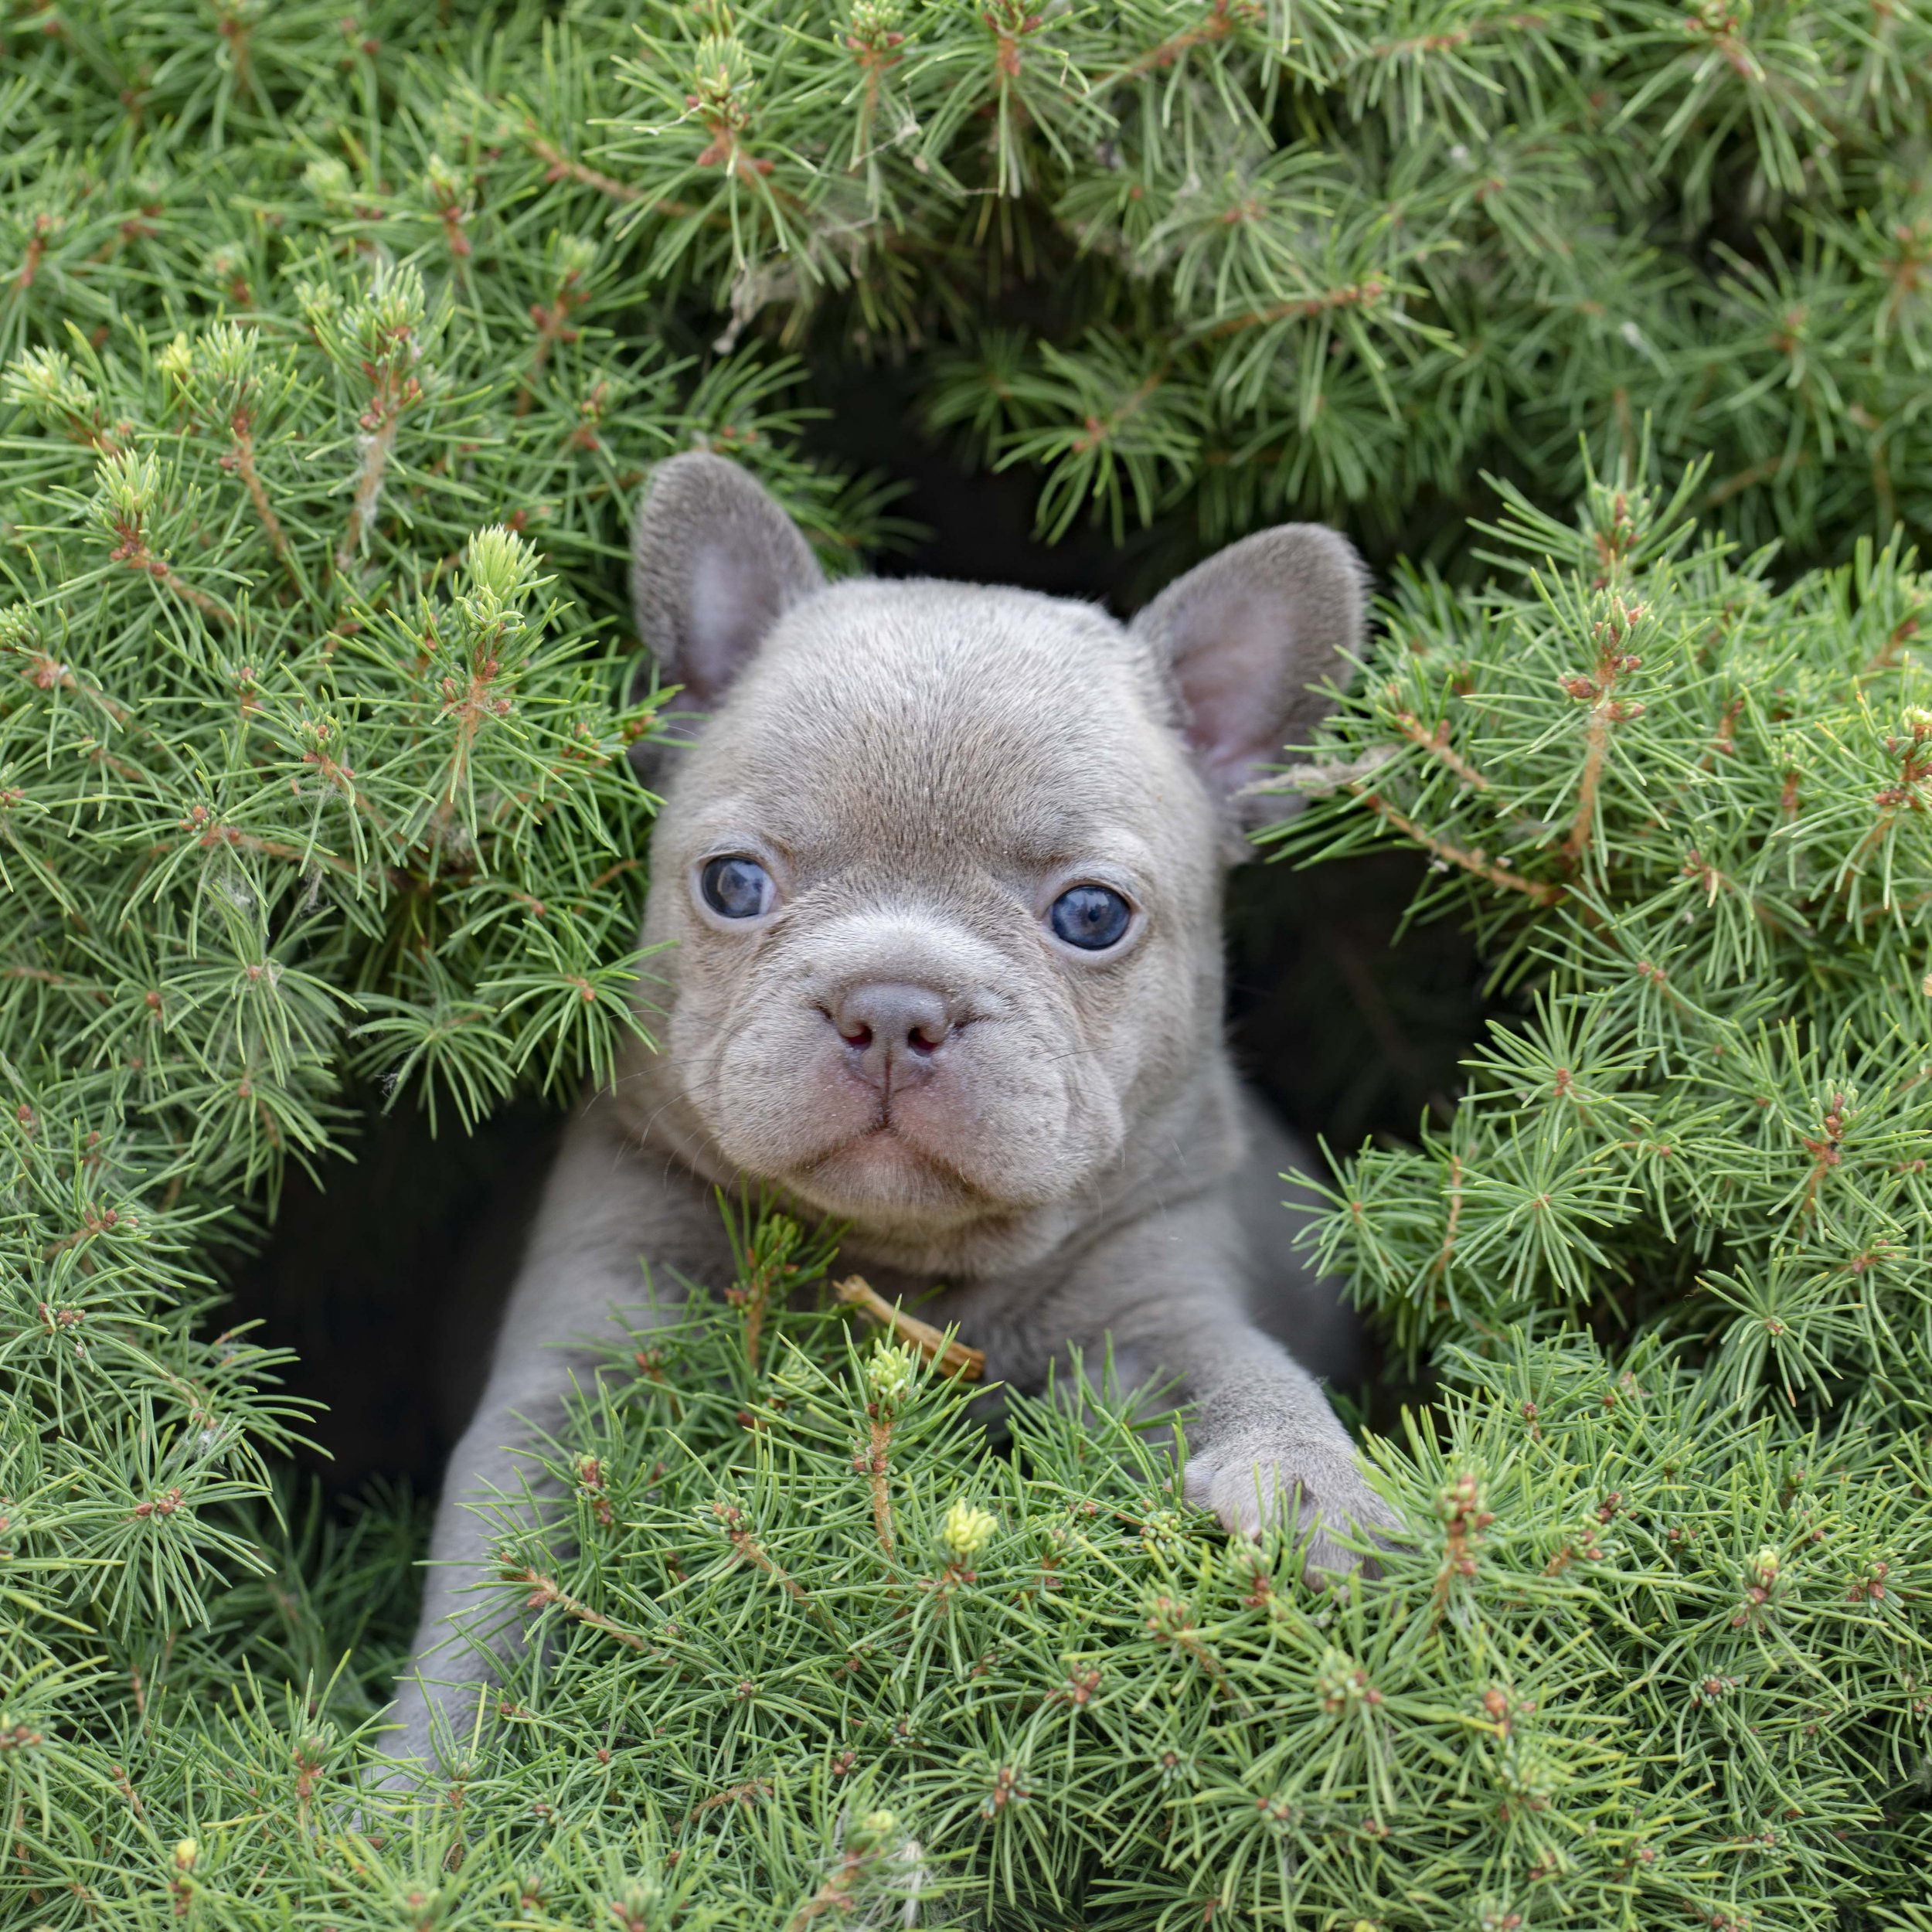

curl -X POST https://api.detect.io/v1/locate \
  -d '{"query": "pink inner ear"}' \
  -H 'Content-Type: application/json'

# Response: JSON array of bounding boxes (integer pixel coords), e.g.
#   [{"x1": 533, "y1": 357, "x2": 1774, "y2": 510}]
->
[
  {"x1": 1175, "y1": 593, "x2": 1288, "y2": 785},
  {"x1": 685, "y1": 546, "x2": 769, "y2": 702}
]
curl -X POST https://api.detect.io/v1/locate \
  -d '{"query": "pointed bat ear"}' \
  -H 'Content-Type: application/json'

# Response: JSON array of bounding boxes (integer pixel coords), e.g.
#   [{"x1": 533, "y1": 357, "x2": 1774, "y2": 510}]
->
[
  {"x1": 1131, "y1": 525, "x2": 1368, "y2": 833},
  {"x1": 626, "y1": 452, "x2": 826, "y2": 773}
]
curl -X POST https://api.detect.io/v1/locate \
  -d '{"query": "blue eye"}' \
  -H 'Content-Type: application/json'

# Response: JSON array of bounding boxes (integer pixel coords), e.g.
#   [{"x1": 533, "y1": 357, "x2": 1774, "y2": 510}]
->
[
  {"x1": 1049, "y1": 883, "x2": 1133, "y2": 951},
  {"x1": 700, "y1": 855, "x2": 775, "y2": 920}
]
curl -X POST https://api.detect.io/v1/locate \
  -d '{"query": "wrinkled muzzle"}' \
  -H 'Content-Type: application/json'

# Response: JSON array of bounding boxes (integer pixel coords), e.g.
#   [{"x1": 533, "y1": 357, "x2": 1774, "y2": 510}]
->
[{"x1": 679, "y1": 909, "x2": 1128, "y2": 1230}]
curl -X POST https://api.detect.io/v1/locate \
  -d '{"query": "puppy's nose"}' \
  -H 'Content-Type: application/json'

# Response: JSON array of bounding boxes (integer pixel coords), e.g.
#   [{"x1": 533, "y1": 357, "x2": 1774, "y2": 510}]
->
[{"x1": 827, "y1": 981, "x2": 957, "y2": 1092}]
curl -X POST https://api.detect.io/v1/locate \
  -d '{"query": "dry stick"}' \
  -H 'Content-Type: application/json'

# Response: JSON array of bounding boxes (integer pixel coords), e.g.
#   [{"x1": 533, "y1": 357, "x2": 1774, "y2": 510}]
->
[{"x1": 832, "y1": 1274, "x2": 985, "y2": 1380}]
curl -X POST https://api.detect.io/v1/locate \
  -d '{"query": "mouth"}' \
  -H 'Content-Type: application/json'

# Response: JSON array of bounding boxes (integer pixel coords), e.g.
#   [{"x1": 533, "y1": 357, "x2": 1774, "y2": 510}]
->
[{"x1": 792, "y1": 1121, "x2": 988, "y2": 1219}]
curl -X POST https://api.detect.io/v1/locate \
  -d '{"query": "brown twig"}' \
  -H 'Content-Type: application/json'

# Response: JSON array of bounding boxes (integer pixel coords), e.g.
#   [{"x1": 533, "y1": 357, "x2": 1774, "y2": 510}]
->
[
  {"x1": 525, "y1": 131, "x2": 643, "y2": 203},
  {"x1": 711, "y1": 1501, "x2": 815, "y2": 1609},
  {"x1": 1202, "y1": 279, "x2": 1388, "y2": 339},
  {"x1": 1427, "y1": 1153, "x2": 1463, "y2": 1295},
  {"x1": 1066, "y1": 370, "x2": 1167, "y2": 454},
  {"x1": 1393, "y1": 711, "x2": 1491, "y2": 790},
  {"x1": 687, "y1": 1780, "x2": 771, "y2": 1821},
  {"x1": 3, "y1": 966, "x2": 110, "y2": 1004},
  {"x1": 859, "y1": 1413, "x2": 896, "y2": 1559},
  {"x1": 335, "y1": 411, "x2": 400, "y2": 580},
  {"x1": 584, "y1": 857, "x2": 644, "y2": 894},
  {"x1": 832, "y1": 1275, "x2": 985, "y2": 1380},
  {"x1": 788, "y1": 1839, "x2": 900, "y2": 1929},
  {"x1": 1702, "y1": 451, "x2": 1810, "y2": 510},
  {"x1": 505, "y1": 1566, "x2": 645, "y2": 1649},
  {"x1": 173, "y1": 807, "x2": 357, "y2": 876},
  {"x1": 222, "y1": 411, "x2": 295, "y2": 585},
  {"x1": 1100, "y1": 0, "x2": 1247, "y2": 80},
  {"x1": 1355, "y1": 792, "x2": 1563, "y2": 906},
  {"x1": 1861, "y1": 612, "x2": 1922, "y2": 681},
  {"x1": 1563, "y1": 702, "x2": 1613, "y2": 863},
  {"x1": 108, "y1": 532, "x2": 233, "y2": 625}
]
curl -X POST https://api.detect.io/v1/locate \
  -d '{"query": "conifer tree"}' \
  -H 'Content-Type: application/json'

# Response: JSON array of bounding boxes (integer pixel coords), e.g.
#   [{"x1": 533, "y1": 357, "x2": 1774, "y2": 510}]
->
[{"x1": 2, "y1": 2, "x2": 1928, "y2": 1926}]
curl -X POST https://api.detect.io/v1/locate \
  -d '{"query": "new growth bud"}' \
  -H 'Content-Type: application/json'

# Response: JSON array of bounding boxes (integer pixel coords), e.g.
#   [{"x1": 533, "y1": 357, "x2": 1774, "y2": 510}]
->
[
  {"x1": 940, "y1": 1498, "x2": 996, "y2": 1566},
  {"x1": 866, "y1": 1338, "x2": 918, "y2": 1412},
  {"x1": 5, "y1": 345, "x2": 96, "y2": 422},
  {"x1": 849, "y1": 1807, "x2": 899, "y2": 1851},
  {"x1": 555, "y1": 234, "x2": 598, "y2": 284},
  {"x1": 464, "y1": 524, "x2": 541, "y2": 605},
  {"x1": 303, "y1": 157, "x2": 352, "y2": 201},
  {"x1": 95, "y1": 450, "x2": 160, "y2": 526}
]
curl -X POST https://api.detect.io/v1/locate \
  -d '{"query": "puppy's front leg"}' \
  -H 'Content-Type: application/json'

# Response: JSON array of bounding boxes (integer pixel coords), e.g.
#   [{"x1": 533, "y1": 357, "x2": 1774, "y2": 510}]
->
[
  {"x1": 1046, "y1": 1200, "x2": 1394, "y2": 1580},
  {"x1": 378, "y1": 1108, "x2": 702, "y2": 1779},
  {"x1": 1165, "y1": 1315, "x2": 1394, "y2": 1577}
]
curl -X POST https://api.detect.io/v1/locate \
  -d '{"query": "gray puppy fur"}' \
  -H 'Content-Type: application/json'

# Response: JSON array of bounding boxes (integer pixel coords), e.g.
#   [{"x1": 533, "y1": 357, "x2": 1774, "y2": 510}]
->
[{"x1": 379, "y1": 453, "x2": 1394, "y2": 1775}]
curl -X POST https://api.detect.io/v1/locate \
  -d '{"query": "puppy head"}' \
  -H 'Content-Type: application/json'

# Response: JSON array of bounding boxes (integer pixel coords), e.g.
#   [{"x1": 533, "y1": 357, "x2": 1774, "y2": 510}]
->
[{"x1": 628, "y1": 454, "x2": 1364, "y2": 1266}]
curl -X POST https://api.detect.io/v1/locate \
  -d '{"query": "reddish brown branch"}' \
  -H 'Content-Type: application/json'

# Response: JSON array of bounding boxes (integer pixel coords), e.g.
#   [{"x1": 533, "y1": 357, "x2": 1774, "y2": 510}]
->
[
  {"x1": 1356, "y1": 793, "x2": 1563, "y2": 906},
  {"x1": 505, "y1": 1566, "x2": 645, "y2": 1649},
  {"x1": 1393, "y1": 712, "x2": 1490, "y2": 790},
  {"x1": 222, "y1": 412, "x2": 294, "y2": 582},
  {"x1": 525, "y1": 131, "x2": 642, "y2": 203}
]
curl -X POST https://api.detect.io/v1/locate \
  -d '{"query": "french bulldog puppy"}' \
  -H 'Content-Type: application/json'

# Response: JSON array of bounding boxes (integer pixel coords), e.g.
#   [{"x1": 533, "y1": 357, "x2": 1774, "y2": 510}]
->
[{"x1": 381, "y1": 453, "x2": 1393, "y2": 1774}]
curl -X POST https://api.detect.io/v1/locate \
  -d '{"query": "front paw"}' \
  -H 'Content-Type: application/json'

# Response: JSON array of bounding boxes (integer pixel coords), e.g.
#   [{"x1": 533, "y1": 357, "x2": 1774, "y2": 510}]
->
[{"x1": 1182, "y1": 1430, "x2": 1395, "y2": 1582}]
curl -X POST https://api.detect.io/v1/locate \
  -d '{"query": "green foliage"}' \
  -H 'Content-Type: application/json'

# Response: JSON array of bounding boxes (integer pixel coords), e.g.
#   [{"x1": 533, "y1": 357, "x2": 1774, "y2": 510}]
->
[
  {"x1": 2, "y1": 0, "x2": 1930, "y2": 1926},
  {"x1": 591, "y1": 0, "x2": 1932, "y2": 560},
  {"x1": 1282, "y1": 457, "x2": 1932, "y2": 1407},
  {"x1": 11, "y1": 1264, "x2": 1930, "y2": 1927}
]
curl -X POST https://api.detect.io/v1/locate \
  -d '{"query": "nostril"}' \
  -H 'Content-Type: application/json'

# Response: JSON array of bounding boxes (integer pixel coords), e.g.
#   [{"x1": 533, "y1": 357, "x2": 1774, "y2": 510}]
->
[{"x1": 827, "y1": 984, "x2": 957, "y2": 1070}]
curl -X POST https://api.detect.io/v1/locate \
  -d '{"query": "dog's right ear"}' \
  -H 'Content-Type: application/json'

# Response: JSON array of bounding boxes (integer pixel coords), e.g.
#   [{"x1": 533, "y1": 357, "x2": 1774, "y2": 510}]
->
[{"x1": 627, "y1": 452, "x2": 825, "y2": 770}]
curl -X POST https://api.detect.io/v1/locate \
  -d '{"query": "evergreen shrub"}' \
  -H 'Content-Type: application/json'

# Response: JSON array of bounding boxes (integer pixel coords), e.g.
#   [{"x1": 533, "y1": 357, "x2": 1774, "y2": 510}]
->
[{"x1": 2, "y1": 1, "x2": 1928, "y2": 1925}]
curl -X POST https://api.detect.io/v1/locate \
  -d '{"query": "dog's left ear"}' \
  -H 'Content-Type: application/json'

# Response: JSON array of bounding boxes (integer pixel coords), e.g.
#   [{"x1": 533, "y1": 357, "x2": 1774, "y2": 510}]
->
[{"x1": 1131, "y1": 525, "x2": 1367, "y2": 831}]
